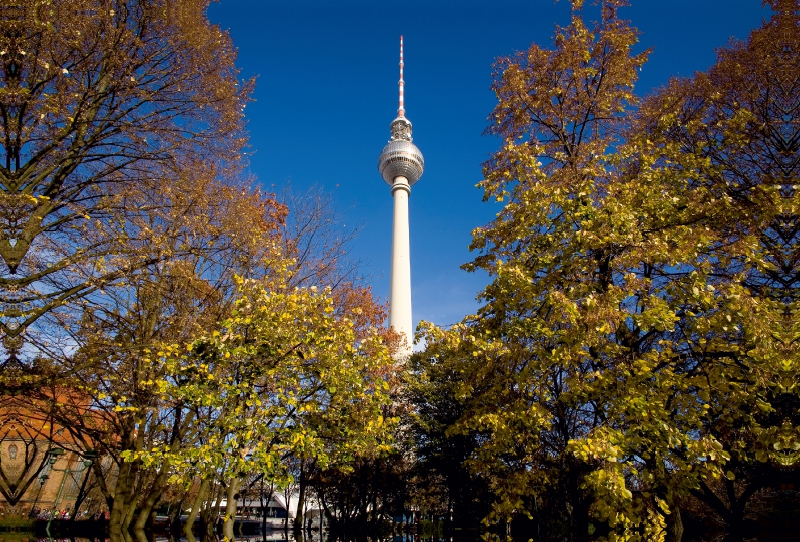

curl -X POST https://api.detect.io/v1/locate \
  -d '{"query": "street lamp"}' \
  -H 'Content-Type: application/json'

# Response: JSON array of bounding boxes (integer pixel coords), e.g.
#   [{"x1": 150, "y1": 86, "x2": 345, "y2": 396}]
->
[
  {"x1": 47, "y1": 447, "x2": 64, "y2": 464},
  {"x1": 45, "y1": 448, "x2": 98, "y2": 537}
]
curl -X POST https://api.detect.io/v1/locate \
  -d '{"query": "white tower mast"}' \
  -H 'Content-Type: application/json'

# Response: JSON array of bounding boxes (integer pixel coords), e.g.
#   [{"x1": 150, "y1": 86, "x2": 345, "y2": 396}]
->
[{"x1": 377, "y1": 36, "x2": 424, "y2": 358}]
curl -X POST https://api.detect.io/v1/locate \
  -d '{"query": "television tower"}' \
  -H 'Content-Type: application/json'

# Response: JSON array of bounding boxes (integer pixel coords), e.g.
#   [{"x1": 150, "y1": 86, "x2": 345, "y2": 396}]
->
[{"x1": 377, "y1": 36, "x2": 424, "y2": 357}]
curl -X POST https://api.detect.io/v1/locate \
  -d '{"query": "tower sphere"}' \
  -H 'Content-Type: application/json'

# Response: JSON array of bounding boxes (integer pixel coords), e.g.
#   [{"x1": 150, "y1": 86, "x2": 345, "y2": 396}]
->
[{"x1": 378, "y1": 118, "x2": 425, "y2": 186}]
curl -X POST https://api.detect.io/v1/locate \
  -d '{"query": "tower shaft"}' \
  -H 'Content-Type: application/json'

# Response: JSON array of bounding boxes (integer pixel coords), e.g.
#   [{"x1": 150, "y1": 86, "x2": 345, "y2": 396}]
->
[{"x1": 389, "y1": 178, "x2": 412, "y2": 354}]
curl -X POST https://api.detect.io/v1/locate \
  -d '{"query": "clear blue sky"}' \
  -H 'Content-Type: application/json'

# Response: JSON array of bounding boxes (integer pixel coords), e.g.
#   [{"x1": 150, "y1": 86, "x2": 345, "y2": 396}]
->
[{"x1": 207, "y1": 0, "x2": 770, "y2": 331}]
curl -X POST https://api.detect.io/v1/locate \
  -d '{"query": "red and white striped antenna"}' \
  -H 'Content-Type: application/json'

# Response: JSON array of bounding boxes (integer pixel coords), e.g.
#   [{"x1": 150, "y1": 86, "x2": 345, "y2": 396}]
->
[{"x1": 398, "y1": 35, "x2": 405, "y2": 118}]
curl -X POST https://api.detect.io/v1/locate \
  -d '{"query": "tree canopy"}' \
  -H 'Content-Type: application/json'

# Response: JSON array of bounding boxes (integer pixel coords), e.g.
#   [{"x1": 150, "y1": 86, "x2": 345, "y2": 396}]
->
[
  {"x1": 0, "y1": 0, "x2": 251, "y2": 363},
  {"x1": 0, "y1": 2, "x2": 398, "y2": 540},
  {"x1": 416, "y1": 1, "x2": 800, "y2": 540}
]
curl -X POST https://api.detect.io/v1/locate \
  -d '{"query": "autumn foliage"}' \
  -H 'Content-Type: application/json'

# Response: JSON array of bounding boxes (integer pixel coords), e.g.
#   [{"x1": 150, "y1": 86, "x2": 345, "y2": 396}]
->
[
  {"x1": 415, "y1": 1, "x2": 800, "y2": 541},
  {"x1": 0, "y1": 1, "x2": 396, "y2": 539},
  {"x1": 2, "y1": 0, "x2": 798, "y2": 541}
]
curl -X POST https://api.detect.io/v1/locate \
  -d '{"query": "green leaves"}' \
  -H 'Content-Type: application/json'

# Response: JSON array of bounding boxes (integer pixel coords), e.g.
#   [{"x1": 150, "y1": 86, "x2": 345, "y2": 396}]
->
[
  {"x1": 418, "y1": 1, "x2": 800, "y2": 539},
  {"x1": 127, "y1": 274, "x2": 396, "y2": 489}
]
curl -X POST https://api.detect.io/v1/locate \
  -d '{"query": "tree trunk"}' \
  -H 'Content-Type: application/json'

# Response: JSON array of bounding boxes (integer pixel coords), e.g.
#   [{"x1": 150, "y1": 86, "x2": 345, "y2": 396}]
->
[
  {"x1": 319, "y1": 491, "x2": 334, "y2": 532},
  {"x1": 223, "y1": 478, "x2": 241, "y2": 541},
  {"x1": 184, "y1": 477, "x2": 211, "y2": 542},
  {"x1": 293, "y1": 459, "x2": 307, "y2": 532},
  {"x1": 69, "y1": 466, "x2": 93, "y2": 521},
  {"x1": 133, "y1": 466, "x2": 168, "y2": 531},
  {"x1": 122, "y1": 491, "x2": 138, "y2": 536},
  {"x1": 203, "y1": 484, "x2": 225, "y2": 540},
  {"x1": 89, "y1": 458, "x2": 115, "y2": 512},
  {"x1": 109, "y1": 460, "x2": 135, "y2": 542},
  {"x1": 260, "y1": 480, "x2": 268, "y2": 533},
  {"x1": 371, "y1": 487, "x2": 379, "y2": 525},
  {"x1": 566, "y1": 466, "x2": 591, "y2": 542},
  {"x1": 170, "y1": 499, "x2": 183, "y2": 537},
  {"x1": 133, "y1": 526, "x2": 150, "y2": 542},
  {"x1": 666, "y1": 505, "x2": 683, "y2": 542},
  {"x1": 692, "y1": 477, "x2": 760, "y2": 542}
]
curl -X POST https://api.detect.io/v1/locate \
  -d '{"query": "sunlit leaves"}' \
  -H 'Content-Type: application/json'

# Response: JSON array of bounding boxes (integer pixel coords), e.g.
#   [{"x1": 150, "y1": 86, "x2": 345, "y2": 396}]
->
[
  {"x1": 418, "y1": 1, "x2": 800, "y2": 540},
  {"x1": 130, "y1": 274, "x2": 396, "y2": 489}
]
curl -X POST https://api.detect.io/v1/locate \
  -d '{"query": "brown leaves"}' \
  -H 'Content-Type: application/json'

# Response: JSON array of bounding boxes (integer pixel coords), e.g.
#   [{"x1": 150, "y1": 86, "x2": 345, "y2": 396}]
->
[
  {"x1": 0, "y1": 0, "x2": 254, "y2": 360},
  {"x1": 485, "y1": 0, "x2": 648, "y2": 173}
]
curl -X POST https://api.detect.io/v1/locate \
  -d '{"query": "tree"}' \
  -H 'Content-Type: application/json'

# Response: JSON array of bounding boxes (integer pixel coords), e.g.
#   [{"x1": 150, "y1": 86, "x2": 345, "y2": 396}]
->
[
  {"x1": 37, "y1": 170, "x2": 283, "y2": 541},
  {"x1": 632, "y1": 1, "x2": 800, "y2": 537},
  {"x1": 419, "y1": 1, "x2": 799, "y2": 541},
  {"x1": 15, "y1": 173, "x2": 393, "y2": 542},
  {"x1": 407, "y1": 347, "x2": 492, "y2": 530},
  {"x1": 420, "y1": 2, "x2": 653, "y2": 539},
  {"x1": 0, "y1": 4, "x2": 401, "y2": 541},
  {"x1": 277, "y1": 184, "x2": 364, "y2": 291},
  {"x1": 129, "y1": 274, "x2": 397, "y2": 541},
  {"x1": 0, "y1": 1, "x2": 263, "y2": 536},
  {"x1": 0, "y1": 0, "x2": 251, "y2": 364}
]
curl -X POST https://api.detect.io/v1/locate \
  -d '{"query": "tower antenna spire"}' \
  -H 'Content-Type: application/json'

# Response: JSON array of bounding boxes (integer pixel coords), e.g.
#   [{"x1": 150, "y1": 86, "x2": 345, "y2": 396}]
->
[{"x1": 398, "y1": 35, "x2": 405, "y2": 118}]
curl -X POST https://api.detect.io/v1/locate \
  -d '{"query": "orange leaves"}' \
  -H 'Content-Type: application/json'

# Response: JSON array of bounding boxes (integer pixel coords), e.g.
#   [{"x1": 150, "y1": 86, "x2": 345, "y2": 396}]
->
[
  {"x1": 0, "y1": 0, "x2": 256, "y2": 357},
  {"x1": 486, "y1": 0, "x2": 648, "y2": 173}
]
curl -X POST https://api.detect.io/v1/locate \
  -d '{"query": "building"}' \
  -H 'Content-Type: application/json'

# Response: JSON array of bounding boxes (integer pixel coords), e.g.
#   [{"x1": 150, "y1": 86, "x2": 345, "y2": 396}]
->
[{"x1": 0, "y1": 392, "x2": 106, "y2": 517}]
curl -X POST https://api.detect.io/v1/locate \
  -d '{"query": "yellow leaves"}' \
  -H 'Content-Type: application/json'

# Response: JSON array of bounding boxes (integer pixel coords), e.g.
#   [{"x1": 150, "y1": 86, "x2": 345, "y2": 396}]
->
[
  {"x1": 132, "y1": 272, "x2": 395, "y2": 480},
  {"x1": 595, "y1": 322, "x2": 612, "y2": 333}
]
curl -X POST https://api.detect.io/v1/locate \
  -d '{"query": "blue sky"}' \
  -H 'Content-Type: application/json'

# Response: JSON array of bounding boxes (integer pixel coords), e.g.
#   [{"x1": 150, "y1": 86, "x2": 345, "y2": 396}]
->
[{"x1": 207, "y1": 0, "x2": 770, "y2": 331}]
